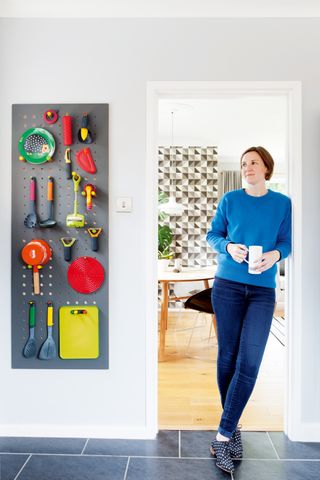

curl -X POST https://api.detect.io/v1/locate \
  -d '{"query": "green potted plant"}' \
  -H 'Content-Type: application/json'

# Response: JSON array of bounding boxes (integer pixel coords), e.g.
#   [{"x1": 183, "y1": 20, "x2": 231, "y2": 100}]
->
[{"x1": 158, "y1": 191, "x2": 174, "y2": 271}]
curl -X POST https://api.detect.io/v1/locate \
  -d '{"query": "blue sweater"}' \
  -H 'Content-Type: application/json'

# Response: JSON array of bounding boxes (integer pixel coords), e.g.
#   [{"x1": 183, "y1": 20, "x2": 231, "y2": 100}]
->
[{"x1": 206, "y1": 189, "x2": 292, "y2": 288}]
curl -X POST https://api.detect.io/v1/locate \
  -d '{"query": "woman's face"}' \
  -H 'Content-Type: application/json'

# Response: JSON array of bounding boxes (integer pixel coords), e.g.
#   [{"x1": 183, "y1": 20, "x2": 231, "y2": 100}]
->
[{"x1": 241, "y1": 151, "x2": 268, "y2": 185}]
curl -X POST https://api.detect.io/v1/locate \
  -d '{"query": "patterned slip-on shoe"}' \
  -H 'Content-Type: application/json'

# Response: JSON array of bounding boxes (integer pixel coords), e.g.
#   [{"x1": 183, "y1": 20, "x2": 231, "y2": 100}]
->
[
  {"x1": 210, "y1": 439, "x2": 235, "y2": 474},
  {"x1": 229, "y1": 424, "x2": 243, "y2": 458}
]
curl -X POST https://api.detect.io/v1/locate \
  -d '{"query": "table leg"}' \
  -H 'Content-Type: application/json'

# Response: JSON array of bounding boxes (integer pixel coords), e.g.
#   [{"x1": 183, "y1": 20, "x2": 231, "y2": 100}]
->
[
  {"x1": 204, "y1": 279, "x2": 218, "y2": 340},
  {"x1": 159, "y1": 281, "x2": 169, "y2": 361}
]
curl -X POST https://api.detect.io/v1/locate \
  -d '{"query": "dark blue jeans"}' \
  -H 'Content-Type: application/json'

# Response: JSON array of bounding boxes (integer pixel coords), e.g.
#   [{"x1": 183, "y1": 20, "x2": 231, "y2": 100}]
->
[{"x1": 212, "y1": 276, "x2": 276, "y2": 438}]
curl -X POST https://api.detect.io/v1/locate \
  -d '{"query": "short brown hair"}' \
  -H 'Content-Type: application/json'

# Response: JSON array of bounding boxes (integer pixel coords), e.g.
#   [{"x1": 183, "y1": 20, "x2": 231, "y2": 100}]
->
[{"x1": 240, "y1": 146, "x2": 274, "y2": 181}]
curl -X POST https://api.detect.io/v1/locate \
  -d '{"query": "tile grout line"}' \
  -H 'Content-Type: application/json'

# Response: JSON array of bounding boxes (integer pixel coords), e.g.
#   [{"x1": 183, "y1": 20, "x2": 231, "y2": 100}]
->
[
  {"x1": 179, "y1": 430, "x2": 181, "y2": 458},
  {"x1": 266, "y1": 432, "x2": 280, "y2": 460},
  {"x1": 123, "y1": 456, "x2": 130, "y2": 480},
  {"x1": 12, "y1": 454, "x2": 32, "y2": 480},
  {"x1": 81, "y1": 439, "x2": 89, "y2": 455},
  {"x1": 1, "y1": 452, "x2": 320, "y2": 461}
]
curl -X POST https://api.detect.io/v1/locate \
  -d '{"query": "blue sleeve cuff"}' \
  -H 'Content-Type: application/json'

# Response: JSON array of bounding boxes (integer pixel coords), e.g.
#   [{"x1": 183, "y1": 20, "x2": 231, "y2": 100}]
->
[
  {"x1": 223, "y1": 240, "x2": 231, "y2": 254},
  {"x1": 276, "y1": 246, "x2": 290, "y2": 261}
]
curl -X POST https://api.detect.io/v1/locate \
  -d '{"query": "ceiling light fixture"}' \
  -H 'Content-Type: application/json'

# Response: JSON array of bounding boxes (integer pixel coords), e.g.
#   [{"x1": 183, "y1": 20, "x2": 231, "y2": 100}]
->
[{"x1": 158, "y1": 111, "x2": 184, "y2": 216}]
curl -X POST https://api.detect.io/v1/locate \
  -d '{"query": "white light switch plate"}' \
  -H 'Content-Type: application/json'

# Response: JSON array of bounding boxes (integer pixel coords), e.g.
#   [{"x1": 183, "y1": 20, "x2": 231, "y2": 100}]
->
[{"x1": 116, "y1": 197, "x2": 132, "y2": 212}]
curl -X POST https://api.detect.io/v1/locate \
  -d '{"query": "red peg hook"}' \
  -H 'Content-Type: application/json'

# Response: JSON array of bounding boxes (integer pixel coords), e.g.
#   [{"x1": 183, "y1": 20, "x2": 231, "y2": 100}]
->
[{"x1": 43, "y1": 110, "x2": 58, "y2": 124}]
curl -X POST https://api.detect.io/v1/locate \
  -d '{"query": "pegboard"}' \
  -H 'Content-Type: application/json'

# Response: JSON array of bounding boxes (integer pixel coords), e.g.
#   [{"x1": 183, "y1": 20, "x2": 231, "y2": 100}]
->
[{"x1": 11, "y1": 104, "x2": 109, "y2": 369}]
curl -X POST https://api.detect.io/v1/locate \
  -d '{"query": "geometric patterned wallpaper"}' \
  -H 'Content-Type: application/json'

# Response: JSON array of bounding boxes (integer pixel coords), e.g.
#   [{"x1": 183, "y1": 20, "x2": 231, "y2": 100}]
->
[{"x1": 158, "y1": 146, "x2": 218, "y2": 267}]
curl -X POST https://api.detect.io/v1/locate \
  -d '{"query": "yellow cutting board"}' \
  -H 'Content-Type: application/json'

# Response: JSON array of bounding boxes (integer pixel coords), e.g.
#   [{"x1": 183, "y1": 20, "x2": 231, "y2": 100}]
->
[{"x1": 59, "y1": 306, "x2": 99, "y2": 359}]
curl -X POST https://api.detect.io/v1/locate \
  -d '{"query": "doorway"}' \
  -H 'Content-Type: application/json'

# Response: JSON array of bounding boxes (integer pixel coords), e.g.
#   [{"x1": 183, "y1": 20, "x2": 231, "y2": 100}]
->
[{"x1": 146, "y1": 82, "x2": 302, "y2": 440}]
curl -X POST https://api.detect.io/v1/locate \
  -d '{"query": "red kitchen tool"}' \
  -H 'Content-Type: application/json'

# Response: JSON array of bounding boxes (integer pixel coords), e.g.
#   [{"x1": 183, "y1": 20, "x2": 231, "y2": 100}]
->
[
  {"x1": 21, "y1": 239, "x2": 52, "y2": 295},
  {"x1": 67, "y1": 256, "x2": 105, "y2": 294},
  {"x1": 43, "y1": 109, "x2": 58, "y2": 125},
  {"x1": 76, "y1": 147, "x2": 97, "y2": 174},
  {"x1": 62, "y1": 113, "x2": 73, "y2": 146}
]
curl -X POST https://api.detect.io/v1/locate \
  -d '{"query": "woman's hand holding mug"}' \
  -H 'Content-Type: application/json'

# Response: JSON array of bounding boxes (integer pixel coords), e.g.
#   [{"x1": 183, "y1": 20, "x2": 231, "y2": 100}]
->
[
  {"x1": 226, "y1": 243, "x2": 248, "y2": 263},
  {"x1": 227, "y1": 243, "x2": 280, "y2": 273},
  {"x1": 253, "y1": 250, "x2": 280, "y2": 272}
]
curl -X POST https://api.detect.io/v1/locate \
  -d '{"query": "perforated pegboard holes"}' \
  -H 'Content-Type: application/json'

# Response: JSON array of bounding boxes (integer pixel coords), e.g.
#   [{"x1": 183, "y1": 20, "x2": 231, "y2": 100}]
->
[{"x1": 13, "y1": 104, "x2": 109, "y2": 369}]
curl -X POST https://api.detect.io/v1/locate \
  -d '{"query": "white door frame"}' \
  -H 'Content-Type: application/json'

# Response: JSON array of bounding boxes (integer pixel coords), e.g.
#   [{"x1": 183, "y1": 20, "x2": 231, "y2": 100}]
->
[{"x1": 145, "y1": 81, "x2": 303, "y2": 441}]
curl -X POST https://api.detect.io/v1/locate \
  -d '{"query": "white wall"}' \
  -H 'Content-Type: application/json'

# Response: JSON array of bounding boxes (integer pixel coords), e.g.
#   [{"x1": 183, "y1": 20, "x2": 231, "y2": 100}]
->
[
  {"x1": 1, "y1": 0, "x2": 320, "y2": 18},
  {"x1": 1, "y1": 18, "x2": 320, "y2": 438}
]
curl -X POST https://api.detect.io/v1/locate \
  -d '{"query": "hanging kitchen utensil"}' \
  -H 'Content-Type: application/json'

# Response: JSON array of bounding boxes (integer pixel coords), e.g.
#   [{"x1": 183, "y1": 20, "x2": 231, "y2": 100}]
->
[
  {"x1": 82, "y1": 184, "x2": 96, "y2": 211},
  {"x1": 65, "y1": 147, "x2": 72, "y2": 180},
  {"x1": 76, "y1": 147, "x2": 97, "y2": 174},
  {"x1": 87, "y1": 228, "x2": 102, "y2": 252},
  {"x1": 77, "y1": 112, "x2": 93, "y2": 144},
  {"x1": 66, "y1": 172, "x2": 85, "y2": 228},
  {"x1": 18, "y1": 128, "x2": 55, "y2": 164},
  {"x1": 62, "y1": 113, "x2": 73, "y2": 146},
  {"x1": 24, "y1": 176, "x2": 38, "y2": 228},
  {"x1": 60, "y1": 237, "x2": 76, "y2": 261},
  {"x1": 59, "y1": 305, "x2": 99, "y2": 359},
  {"x1": 43, "y1": 109, "x2": 58, "y2": 125},
  {"x1": 23, "y1": 301, "x2": 37, "y2": 358},
  {"x1": 67, "y1": 256, "x2": 105, "y2": 294},
  {"x1": 39, "y1": 176, "x2": 56, "y2": 228},
  {"x1": 21, "y1": 239, "x2": 52, "y2": 295},
  {"x1": 39, "y1": 301, "x2": 57, "y2": 360}
]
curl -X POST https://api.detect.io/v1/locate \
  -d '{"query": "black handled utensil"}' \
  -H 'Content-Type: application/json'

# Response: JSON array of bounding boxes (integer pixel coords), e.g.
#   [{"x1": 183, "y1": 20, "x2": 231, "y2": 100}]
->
[
  {"x1": 39, "y1": 301, "x2": 57, "y2": 360},
  {"x1": 78, "y1": 112, "x2": 93, "y2": 144},
  {"x1": 87, "y1": 228, "x2": 103, "y2": 252},
  {"x1": 65, "y1": 147, "x2": 72, "y2": 180},
  {"x1": 23, "y1": 301, "x2": 36, "y2": 358},
  {"x1": 60, "y1": 237, "x2": 76, "y2": 261},
  {"x1": 40, "y1": 177, "x2": 56, "y2": 228},
  {"x1": 24, "y1": 177, "x2": 38, "y2": 228}
]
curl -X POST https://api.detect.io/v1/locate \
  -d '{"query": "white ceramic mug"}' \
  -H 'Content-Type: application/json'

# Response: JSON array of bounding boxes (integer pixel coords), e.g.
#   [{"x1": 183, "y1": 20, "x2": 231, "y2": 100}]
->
[{"x1": 245, "y1": 245, "x2": 263, "y2": 274}]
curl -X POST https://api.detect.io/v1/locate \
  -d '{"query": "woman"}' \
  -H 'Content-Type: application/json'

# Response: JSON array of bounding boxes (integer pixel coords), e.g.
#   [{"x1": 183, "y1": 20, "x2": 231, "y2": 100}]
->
[{"x1": 206, "y1": 146, "x2": 291, "y2": 473}]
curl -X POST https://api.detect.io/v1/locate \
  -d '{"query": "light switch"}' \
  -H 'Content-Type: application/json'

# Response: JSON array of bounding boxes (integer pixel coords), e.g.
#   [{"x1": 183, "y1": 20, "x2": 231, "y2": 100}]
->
[{"x1": 116, "y1": 197, "x2": 132, "y2": 212}]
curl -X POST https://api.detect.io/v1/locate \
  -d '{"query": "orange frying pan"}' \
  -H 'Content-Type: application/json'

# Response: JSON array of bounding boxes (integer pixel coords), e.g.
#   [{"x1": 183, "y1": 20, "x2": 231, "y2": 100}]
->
[{"x1": 21, "y1": 239, "x2": 52, "y2": 294}]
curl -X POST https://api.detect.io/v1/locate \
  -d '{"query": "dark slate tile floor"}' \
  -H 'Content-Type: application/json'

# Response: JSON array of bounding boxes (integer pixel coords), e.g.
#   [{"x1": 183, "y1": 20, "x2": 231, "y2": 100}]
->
[
  {"x1": 85, "y1": 430, "x2": 179, "y2": 457},
  {"x1": 0, "y1": 431, "x2": 319, "y2": 480},
  {"x1": 0, "y1": 454, "x2": 29, "y2": 480}
]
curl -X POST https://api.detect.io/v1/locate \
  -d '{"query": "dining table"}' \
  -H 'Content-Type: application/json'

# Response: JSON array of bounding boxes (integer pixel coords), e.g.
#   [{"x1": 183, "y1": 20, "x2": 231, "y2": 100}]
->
[{"x1": 158, "y1": 265, "x2": 216, "y2": 361}]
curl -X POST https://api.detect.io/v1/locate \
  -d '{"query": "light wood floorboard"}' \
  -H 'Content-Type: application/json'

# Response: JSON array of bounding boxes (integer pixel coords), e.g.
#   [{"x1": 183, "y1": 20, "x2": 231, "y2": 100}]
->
[{"x1": 158, "y1": 310, "x2": 285, "y2": 430}]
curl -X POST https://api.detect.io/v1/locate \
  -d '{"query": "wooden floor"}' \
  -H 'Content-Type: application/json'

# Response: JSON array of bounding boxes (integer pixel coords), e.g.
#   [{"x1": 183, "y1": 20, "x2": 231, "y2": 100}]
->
[{"x1": 158, "y1": 310, "x2": 285, "y2": 431}]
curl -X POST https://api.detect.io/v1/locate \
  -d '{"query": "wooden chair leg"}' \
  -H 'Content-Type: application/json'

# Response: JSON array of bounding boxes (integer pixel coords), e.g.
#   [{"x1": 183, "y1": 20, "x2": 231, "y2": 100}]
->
[{"x1": 211, "y1": 314, "x2": 218, "y2": 340}]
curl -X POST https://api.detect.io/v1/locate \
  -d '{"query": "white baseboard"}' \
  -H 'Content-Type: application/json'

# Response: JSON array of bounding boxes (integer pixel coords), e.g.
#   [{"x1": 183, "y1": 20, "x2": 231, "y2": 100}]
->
[
  {"x1": 286, "y1": 422, "x2": 320, "y2": 442},
  {"x1": 0, "y1": 424, "x2": 158, "y2": 439}
]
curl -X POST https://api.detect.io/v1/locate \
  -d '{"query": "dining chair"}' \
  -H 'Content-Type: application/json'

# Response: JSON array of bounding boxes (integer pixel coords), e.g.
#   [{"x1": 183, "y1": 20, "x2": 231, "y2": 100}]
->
[{"x1": 184, "y1": 287, "x2": 218, "y2": 354}]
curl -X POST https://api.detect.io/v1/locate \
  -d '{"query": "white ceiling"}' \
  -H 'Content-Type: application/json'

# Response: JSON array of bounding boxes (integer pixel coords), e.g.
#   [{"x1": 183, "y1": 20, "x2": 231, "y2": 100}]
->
[
  {"x1": 158, "y1": 96, "x2": 287, "y2": 174},
  {"x1": 1, "y1": 0, "x2": 320, "y2": 18}
]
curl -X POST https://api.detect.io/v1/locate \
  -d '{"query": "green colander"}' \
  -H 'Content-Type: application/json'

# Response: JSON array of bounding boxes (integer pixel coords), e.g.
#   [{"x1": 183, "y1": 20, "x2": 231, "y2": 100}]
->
[{"x1": 18, "y1": 127, "x2": 55, "y2": 164}]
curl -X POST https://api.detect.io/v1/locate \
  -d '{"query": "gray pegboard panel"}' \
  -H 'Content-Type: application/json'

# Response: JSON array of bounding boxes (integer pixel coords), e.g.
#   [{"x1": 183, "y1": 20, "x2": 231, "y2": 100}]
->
[{"x1": 11, "y1": 104, "x2": 109, "y2": 369}]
